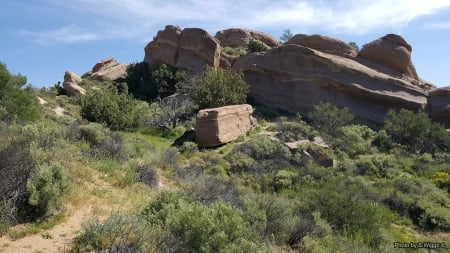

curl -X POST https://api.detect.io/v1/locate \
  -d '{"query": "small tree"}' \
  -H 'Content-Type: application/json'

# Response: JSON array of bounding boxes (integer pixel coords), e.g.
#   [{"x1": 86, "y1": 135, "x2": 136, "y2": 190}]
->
[
  {"x1": 309, "y1": 102, "x2": 354, "y2": 137},
  {"x1": 186, "y1": 66, "x2": 250, "y2": 109},
  {"x1": 248, "y1": 39, "x2": 268, "y2": 53},
  {"x1": 280, "y1": 29, "x2": 293, "y2": 43},
  {"x1": 348, "y1": 41, "x2": 359, "y2": 51}
]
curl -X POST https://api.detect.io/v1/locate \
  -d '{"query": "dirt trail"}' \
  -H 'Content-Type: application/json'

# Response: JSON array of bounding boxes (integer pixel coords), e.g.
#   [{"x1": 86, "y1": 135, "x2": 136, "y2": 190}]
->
[{"x1": 0, "y1": 206, "x2": 94, "y2": 253}]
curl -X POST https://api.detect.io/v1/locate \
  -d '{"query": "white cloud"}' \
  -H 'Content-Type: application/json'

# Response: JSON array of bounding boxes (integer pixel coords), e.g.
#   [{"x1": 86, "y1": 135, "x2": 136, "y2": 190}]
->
[
  {"x1": 20, "y1": 24, "x2": 98, "y2": 44},
  {"x1": 22, "y1": 0, "x2": 450, "y2": 44},
  {"x1": 422, "y1": 21, "x2": 450, "y2": 29}
]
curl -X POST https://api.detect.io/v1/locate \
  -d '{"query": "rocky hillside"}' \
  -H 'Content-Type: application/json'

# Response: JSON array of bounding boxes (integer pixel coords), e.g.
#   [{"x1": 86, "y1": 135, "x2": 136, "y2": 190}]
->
[{"x1": 144, "y1": 25, "x2": 450, "y2": 127}]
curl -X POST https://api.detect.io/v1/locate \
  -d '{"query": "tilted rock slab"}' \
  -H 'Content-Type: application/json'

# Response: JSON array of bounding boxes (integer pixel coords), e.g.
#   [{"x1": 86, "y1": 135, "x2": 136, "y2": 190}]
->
[
  {"x1": 195, "y1": 104, "x2": 257, "y2": 147},
  {"x1": 82, "y1": 57, "x2": 128, "y2": 81},
  {"x1": 233, "y1": 45, "x2": 428, "y2": 125},
  {"x1": 287, "y1": 34, "x2": 357, "y2": 57},
  {"x1": 63, "y1": 71, "x2": 85, "y2": 96},
  {"x1": 215, "y1": 28, "x2": 279, "y2": 48}
]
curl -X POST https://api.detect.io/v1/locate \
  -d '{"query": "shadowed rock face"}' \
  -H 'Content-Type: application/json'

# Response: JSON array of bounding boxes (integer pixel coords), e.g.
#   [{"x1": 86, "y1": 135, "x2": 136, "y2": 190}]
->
[
  {"x1": 428, "y1": 87, "x2": 450, "y2": 126},
  {"x1": 195, "y1": 104, "x2": 257, "y2": 147},
  {"x1": 233, "y1": 45, "x2": 428, "y2": 126}
]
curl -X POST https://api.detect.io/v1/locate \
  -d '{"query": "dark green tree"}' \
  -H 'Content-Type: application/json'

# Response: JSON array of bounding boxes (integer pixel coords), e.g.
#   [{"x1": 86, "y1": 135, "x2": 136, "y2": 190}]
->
[
  {"x1": 0, "y1": 63, "x2": 40, "y2": 121},
  {"x1": 309, "y1": 102, "x2": 354, "y2": 136},
  {"x1": 280, "y1": 29, "x2": 293, "y2": 43}
]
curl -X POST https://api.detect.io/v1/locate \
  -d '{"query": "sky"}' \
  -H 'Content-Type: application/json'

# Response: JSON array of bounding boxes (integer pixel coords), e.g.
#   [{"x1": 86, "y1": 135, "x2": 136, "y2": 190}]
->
[{"x1": 1, "y1": 0, "x2": 450, "y2": 88}]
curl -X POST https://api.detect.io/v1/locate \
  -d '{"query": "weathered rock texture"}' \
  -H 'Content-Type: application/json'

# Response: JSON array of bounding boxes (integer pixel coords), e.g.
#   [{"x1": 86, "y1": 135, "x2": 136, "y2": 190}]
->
[
  {"x1": 287, "y1": 34, "x2": 356, "y2": 57},
  {"x1": 63, "y1": 71, "x2": 85, "y2": 96},
  {"x1": 233, "y1": 45, "x2": 428, "y2": 125},
  {"x1": 144, "y1": 25, "x2": 221, "y2": 73},
  {"x1": 215, "y1": 28, "x2": 279, "y2": 48},
  {"x1": 359, "y1": 34, "x2": 418, "y2": 80},
  {"x1": 428, "y1": 87, "x2": 450, "y2": 126},
  {"x1": 195, "y1": 104, "x2": 257, "y2": 147},
  {"x1": 82, "y1": 57, "x2": 128, "y2": 81}
]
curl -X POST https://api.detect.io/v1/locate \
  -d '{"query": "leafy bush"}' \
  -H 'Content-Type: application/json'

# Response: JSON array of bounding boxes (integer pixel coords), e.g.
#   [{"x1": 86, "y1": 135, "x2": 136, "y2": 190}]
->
[
  {"x1": 333, "y1": 124, "x2": 376, "y2": 158},
  {"x1": 79, "y1": 123, "x2": 127, "y2": 161},
  {"x1": 0, "y1": 63, "x2": 40, "y2": 122},
  {"x1": 222, "y1": 46, "x2": 247, "y2": 56},
  {"x1": 309, "y1": 102, "x2": 354, "y2": 136},
  {"x1": 185, "y1": 66, "x2": 250, "y2": 109},
  {"x1": 383, "y1": 109, "x2": 450, "y2": 153},
  {"x1": 159, "y1": 147, "x2": 179, "y2": 170},
  {"x1": 74, "y1": 213, "x2": 152, "y2": 252},
  {"x1": 248, "y1": 39, "x2": 268, "y2": 53},
  {"x1": 80, "y1": 86, "x2": 149, "y2": 130},
  {"x1": 179, "y1": 141, "x2": 198, "y2": 158},
  {"x1": 27, "y1": 163, "x2": 69, "y2": 218},
  {"x1": 125, "y1": 62, "x2": 185, "y2": 101},
  {"x1": 147, "y1": 94, "x2": 196, "y2": 129},
  {"x1": 184, "y1": 174, "x2": 241, "y2": 206},
  {"x1": 135, "y1": 164, "x2": 158, "y2": 188},
  {"x1": 355, "y1": 154, "x2": 400, "y2": 178},
  {"x1": 276, "y1": 120, "x2": 317, "y2": 142},
  {"x1": 227, "y1": 152, "x2": 255, "y2": 173}
]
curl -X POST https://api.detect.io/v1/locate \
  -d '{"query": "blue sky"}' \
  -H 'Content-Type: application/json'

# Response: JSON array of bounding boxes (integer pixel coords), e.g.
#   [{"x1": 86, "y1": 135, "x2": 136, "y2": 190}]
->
[{"x1": 1, "y1": 0, "x2": 450, "y2": 88}]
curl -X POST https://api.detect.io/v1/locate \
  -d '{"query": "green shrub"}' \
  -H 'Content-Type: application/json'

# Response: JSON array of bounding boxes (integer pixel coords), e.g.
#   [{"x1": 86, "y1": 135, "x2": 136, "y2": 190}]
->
[
  {"x1": 333, "y1": 124, "x2": 376, "y2": 158},
  {"x1": 80, "y1": 86, "x2": 149, "y2": 130},
  {"x1": 273, "y1": 169, "x2": 298, "y2": 192},
  {"x1": 0, "y1": 63, "x2": 40, "y2": 122},
  {"x1": 383, "y1": 109, "x2": 450, "y2": 153},
  {"x1": 147, "y1": 94, "x2": 196, "y2": 129},
  {"x1": 74, "y1": 213, "x2": 152, "y2": 252},
  {"x1": 27, "y1": 163, "x2": 69, "y2": 218},
  {"x1": 309, "y1": 102, "x2": 354, "y2": 136},
  {"x1": 187, "y1": 150, "x2": 228, "y2": 176},
  {"x1": 125, "y1": 62, "x2": 186, "y2": 101},
  {"x1": 355, "y1": 154, "x2": 400, "y2": 178},
  {"x1": 248, "y1": 39, "x2": 268, "y2": 53},
  {"x1": 79, "y1": 123, "x2": 127, "y2": 161},
  {"x1": 159, "y1": 147, "x2": 179, "y2": 170},
  {"x1": 227, "y1": 152, "x2": 255, "y2": 173},
  {"x1": 179, "y1": 141, "x2": 198, "y2": 158},
  {"x1": 184, "y1": 174, "x2": 241, "y2": 206},
  {"x1": 135, "y1": 164, "x2": 158, "y2": 188},
  {"x1": 276, "y1": 120, "x2": 316, "y2": 142},
  {"x1": 222, "y1": 46, "x2": 247, "y2": 56},
  {"x1": 185, "y1": 66, "x2": 250, "y2": 109}
]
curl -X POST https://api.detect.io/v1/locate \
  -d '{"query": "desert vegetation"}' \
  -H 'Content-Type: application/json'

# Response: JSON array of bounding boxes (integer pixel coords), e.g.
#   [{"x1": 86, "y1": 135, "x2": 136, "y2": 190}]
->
[{"x1": 1, "y1": 61, "x2": 450, "y2": 253}]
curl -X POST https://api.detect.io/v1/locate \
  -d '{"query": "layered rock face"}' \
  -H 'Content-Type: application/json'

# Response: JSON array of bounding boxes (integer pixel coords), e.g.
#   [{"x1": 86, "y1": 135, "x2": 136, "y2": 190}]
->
[
  {"x1": 233, "y1": 45, "x2": 428, "y2": 125},
  {"x1": 195, "y1": 104, "x2": 257, "y2": 147},
  {"x1": 287, "y1": 34, "x2": 357, "y2": 57},
  {"x1": 82, "y1": 57, "x2": 128, "y2": 81},
  {"x1": 428, "y1": 87, "x2": 450, "y2": 126},
  {"x1": 63, "y1": 71, "x2": 85, "y2": 96},
  {"x1": 359, "y1": 34, "x2": 419, "y2": 80},
  {"x1": 144, "y1": 25, "x2": 221, "y2": 73},
  {"x1": 215, "y1": 28, "x2": 279, "y2": 48}
]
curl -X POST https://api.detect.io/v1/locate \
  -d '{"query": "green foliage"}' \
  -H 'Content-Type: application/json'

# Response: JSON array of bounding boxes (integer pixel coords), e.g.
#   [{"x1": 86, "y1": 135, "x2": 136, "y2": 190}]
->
[
  {"x1": 147, "y1": 94, "x2": 196, "y2": 129},
  {"x1": 310, "y1": 102, "x2": 354, "y2": 136},
  {"x1": 276, "y1": 120, "x2": 317, "y2": 142},
  {"x1": 355, "y1": 154, "x2": 400, "y2": 178},
  {"x1": 280, "y1": 29, "x2": 293, "y2": 43},
  {"x1": 74, "y1": 213, "x2": 152, "y2": 252},
  {"x1": 179, "y1": 141, "x2": 198, "y2": 158},
  {"x1": 27, "y1": 163, "x2": 69, "y2": 218},
  {"x1": 248, "y1": 39, "x2": 268, "y2": 53},
  {"x1": 80, "y1": 86, "x2": 149, "y2": 130},
  {"x1": 125, "y1": 62, "x2": 185, "y2": 101},
  {"x1": 222, "y1": 46, "x2": 247, "y2": 56},
  {"x1": 227, "y1": 152, "x2": 255, "y2": 173},
  {"x1": 186, "y1": 66, "x2": 250, "y2": 109},
  {"x1": 79, "y1": 123, "x2": 127, "y2": 161},
  {"x1": 333, "y1": 124, "x2": 376, "y2": 158},
  {"x1": 348, "y1": 41, "x2": 359, "y2": 51},
  {"x1": 383, "y1": 109, "x2": 450, "y2": 153},
  {"x1": 0, "y1": 63, "x2": 40, "y2": 122}
]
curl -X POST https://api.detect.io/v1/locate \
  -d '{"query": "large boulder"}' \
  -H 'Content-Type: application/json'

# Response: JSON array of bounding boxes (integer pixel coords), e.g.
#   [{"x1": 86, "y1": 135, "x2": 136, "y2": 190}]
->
[
  {"x1": 144, "y1": 25, "x2": 221, "y2": 73},
  {"x1": 359, "y1": 34, "x2": 419, "y2": 80},
  {"x1": 428, "y1": 87, "x2": 450, "y2": 127},
  {"x1": 82, "y1": 57, "x2": 128, "y2": 81},
  {"x1": 233, "y1": 44, "x2": 428, "y2": 125},
  {"x1": 287, "y1": 34, "x2": 357, "y2": 57},
  {"x1": 195, "y1": 104, "x2": 257, "y2": 147},
  {"x1": 215, "y1": 28, "x2": 279, "y2": 48},
  {"x1": 63, "y1": 71, "x2": 85, "y2": 96}
]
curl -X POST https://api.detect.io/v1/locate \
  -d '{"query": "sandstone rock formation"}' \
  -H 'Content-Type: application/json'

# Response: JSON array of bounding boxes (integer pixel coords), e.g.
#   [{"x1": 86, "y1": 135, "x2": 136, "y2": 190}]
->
[
  {"x1": 359, "y1": 34, "x2": 419, "y2": 80},
  {"x1": 82, "y1": 57, "x2": 128, "y2": 81},
  {"x1": 215, "y1": 28, "x2": 279, "y2": 48},
  {"x1": 63, "y1": 71, "x2": 85, "y2": 96},
  {"x1": 287, "y1": 34, "x2": 357, "y2": 57},
  {"x1": 233, "y1": 45, "x2": 428, "y2": 125},
  {"x1": 144, "y1": 25, "x2": 221, "y2": 73},
  {"x1": 428, "y1": 87, "x2": 450, "y2": 126},
  {"x1": 195, "y1": 104, "x2": 257, "y2": 147}
]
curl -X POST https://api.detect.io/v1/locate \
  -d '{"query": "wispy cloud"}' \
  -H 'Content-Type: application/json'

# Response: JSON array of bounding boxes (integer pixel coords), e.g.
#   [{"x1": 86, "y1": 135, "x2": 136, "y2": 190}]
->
[
  {"x1": 20, "y1": 24, "x2": 98, "y2": 45},
  {"x1": 21, "y1": 0, "x2": 450, "y2": 44},
  {"x1": 422, "y1": 21, "x2": 450, "y2": 29}
]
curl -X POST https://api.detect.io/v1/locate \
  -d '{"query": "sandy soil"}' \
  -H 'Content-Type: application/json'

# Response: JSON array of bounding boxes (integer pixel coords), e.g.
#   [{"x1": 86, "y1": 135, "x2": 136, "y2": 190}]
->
[
  {"x1": 0, "y1": 206, "x2": 94, "y2": 253},
  {"x1": 53, "y1": 106, "x2": 67, "y2": 117}
]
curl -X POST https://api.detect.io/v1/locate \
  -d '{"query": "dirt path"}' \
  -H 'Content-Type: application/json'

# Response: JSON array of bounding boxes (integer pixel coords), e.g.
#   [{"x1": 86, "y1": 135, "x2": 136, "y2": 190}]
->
[
  {"x1": 53, "y1": 106, "x2": 67, "y2": 117},
  {"x1": 0, "y1": 205, "x2": 94, "y2": 253}
]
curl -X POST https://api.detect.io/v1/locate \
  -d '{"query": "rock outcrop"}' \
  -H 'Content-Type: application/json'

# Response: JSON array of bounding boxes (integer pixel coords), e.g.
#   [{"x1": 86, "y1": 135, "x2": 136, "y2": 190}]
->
[
  {"x1": 63, "y1": 71, "x2": 85, "y2": 96},
  {"x1": 428, "y1": 87, "x2": 450, "y2": 126},
  {"x1": 144, "y1": 25, "x2": 221, "y2": 73},
  {"x1": 233, "y1": 45, "x2": 428, "y2": 125},
  {"x1": 82, "y1": 57, "x2": 128, "y2": 81},
  {"x1": 215, "y1": 28, "x2": 279, "y2": 48},
  {"x1": 359, "y1": 34, "x2": 419, "y2": 80},
  {"x1": 195, "y1": 104, "x2": 257, "y2": 147},
  {"x1": 287, "y1": 34, "x2": 356, "y2": 57}
]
